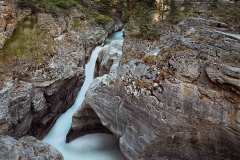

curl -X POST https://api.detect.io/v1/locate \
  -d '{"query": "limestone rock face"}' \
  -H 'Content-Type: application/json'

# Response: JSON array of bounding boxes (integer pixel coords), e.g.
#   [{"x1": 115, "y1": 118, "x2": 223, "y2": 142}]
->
[
  {"x1": 0, "y1": 80, "x2": 12, "y2": 135},
  {"x1": 72, "y1": 16, "x2": 240, "y2": 160},
  {"x1": 96, "y1": 37, "x2": 124, "y2": 77},
  {"x1": 8, "y1": 81, "x2": 33, "y2": 137},
  {"x1": 0, "y1": 135, "x2": 63, "y2": 160},
  {"x1": 0, "y1": 0, "x2": 17, "y2": 49},
  {"x1": 0, "y1": 1, "x2": 116, "y2": 138},
  {"x1": 206, "y1": 64, "x2": 240, "y2": 94},
  {"x1": 66, "y1": 102, "x2": 110, "y2": 142},
  {"x1": 67, "y1": 32, "x2": 124, "y2": 141}
]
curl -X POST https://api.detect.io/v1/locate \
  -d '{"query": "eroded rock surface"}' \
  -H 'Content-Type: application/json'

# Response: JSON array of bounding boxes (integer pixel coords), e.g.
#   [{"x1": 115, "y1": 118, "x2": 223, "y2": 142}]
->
[
  {"x1": 96, "y1": 34, "x2": 124, "y2": 77},
  {"x1": 67, "y1": 31, "x2": 124, "y2": 141},
  {"x1": 72, "y1": 15, "x2": 240, "y2": 160},
  {"x1": 0, "y1": 0, "x2": 17, "y2": 49},
  {"x1": 0, "y1": 135, "x2": 63, "y2": 160},
  {"x1": 66, "y1": 102, "x2": 111, "y2": 142},
  {"x1": 0, "y1": 0, "x2": 117, "y2": 138},
  {"x1": 1, "y1": 0, "x2": 240, "y2": 160}
]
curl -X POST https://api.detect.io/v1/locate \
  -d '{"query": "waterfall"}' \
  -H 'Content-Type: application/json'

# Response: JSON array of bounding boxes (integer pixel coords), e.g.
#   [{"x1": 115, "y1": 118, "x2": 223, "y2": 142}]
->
[{"x1": 43, "y1": 31, "x2": 124, "y2": 160}]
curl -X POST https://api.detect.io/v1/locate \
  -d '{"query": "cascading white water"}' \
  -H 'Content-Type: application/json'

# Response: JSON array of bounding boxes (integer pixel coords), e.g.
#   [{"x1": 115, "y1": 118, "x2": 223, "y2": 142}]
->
[
  {"x1": 216, "y1": 31, "x2": 240, "y2": 40},
  {"x1": 43, "y1": 31, "x2": 124, "y2": 160}
]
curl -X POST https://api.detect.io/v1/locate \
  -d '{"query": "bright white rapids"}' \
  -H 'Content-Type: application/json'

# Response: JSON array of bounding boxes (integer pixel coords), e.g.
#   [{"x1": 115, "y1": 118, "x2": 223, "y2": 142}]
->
[{"x1": 43, "y1": 31, "x2": 124, "y2": 160}]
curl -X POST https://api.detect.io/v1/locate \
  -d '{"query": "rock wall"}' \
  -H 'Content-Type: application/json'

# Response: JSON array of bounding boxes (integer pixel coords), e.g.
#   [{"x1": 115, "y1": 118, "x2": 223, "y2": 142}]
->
[
  {"x1": 71, "y1": 13, "x2": 240, "y2": 160},
  {"x1": 0, "y1": 135, "x2": 63, "y2": 160},
  {"x1": 67, "y1": 36, "x2": 124, "y2": 141},
  {"x1": 0, "y1": 0, "x2": 117, "y2": 139},
  {"x1": 0, "y1": 0, "x2": 17, "y2": 48},
  {"x1": 1, "y1": 0, "x2": 240, "y2": 159}
]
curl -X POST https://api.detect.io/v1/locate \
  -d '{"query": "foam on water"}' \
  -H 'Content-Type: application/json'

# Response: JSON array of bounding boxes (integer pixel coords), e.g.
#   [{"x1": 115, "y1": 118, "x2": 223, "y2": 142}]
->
[{"x1": 43, "y1": 31, "x2": 124, "y2": 160}]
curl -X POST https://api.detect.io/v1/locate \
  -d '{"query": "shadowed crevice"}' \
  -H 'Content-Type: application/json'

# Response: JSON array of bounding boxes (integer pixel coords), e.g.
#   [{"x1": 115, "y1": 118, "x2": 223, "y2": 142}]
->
[{"x1": 66, "y1": 102, "x2": 112, "y2": 143}]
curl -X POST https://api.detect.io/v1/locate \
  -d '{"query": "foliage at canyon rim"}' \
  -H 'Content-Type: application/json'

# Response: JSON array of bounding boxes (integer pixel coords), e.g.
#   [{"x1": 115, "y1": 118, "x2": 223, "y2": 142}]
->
[
  {"x1": 0, "y1": 16, "x2": 55, "y2": 65},
  {"x1": 0, "y1": 0, "x2": 118, "y2": 85},
  {"x1": 124, "y1": 0, "x2": 240, "y2": 40}
]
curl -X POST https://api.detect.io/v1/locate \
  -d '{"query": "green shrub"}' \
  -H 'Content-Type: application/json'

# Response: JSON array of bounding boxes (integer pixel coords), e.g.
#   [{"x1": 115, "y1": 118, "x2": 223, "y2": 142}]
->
[
  {"x1": 0, "y1": 16, "x2": 55, "y2": 64},
  {"x1": 93, "y1": 13, "x2": 112, "y2": 25},
  {"x1": 17, "y1": 0, "x2": 79, "y2": 12},
  {"x1": 17, "y1": 0, "x2": 114, "y2": 26}
]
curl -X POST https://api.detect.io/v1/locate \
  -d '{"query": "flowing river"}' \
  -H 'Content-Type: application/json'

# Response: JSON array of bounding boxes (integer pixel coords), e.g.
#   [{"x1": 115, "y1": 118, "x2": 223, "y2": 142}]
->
[{"x1": 43, "y1": 31, "x2": 124, "y2": 160}]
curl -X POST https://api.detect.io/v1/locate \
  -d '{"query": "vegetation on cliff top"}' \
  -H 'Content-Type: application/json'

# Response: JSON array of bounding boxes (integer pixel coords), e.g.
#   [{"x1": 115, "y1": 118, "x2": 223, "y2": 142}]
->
[
  {"x1": 0, "y1": 0, "x2": 115, "y2": 83},
  {"x1": 17, "y1": 0, "x2": 114, "y2": 26},
  {"x1": 17, "y1": 0, "x2": 121, "y2": 12},
  {"x1": 125, "y1": 0, "x2": 240, "y2": 40},
  {"x1": 17, "y1": 0, "x2": 79, "y2": 11},
  {"x1": 0, "y1": 16, "x2": 55, "y2": 81}
]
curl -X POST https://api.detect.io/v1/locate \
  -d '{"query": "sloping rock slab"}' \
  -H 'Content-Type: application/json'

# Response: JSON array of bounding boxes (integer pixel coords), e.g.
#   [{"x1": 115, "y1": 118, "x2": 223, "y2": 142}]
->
[{"x1": 0, "y1": 135, "x2": 63, "y2": 160}]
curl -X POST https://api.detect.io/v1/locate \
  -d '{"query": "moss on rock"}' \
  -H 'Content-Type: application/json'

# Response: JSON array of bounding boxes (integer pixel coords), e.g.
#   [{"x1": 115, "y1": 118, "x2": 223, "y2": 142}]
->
[
  {"x1": 0, "y1": 16, "x2": 55, "y2": 66},
  {"x1": 17, "y1": 0, "x2": 79, "y2": 12},
  {"x1": 92, "y1": 12, "x2": 113, "y2": 25}
]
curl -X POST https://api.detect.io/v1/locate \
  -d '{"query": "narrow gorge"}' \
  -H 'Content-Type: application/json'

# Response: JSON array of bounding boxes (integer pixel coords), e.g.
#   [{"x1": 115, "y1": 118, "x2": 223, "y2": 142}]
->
[
  {"x1": 43, "y1": 31, "x2": 125, "y2": 160},
  {"x1": 1, "y1": 0, "x2": 240, "y2": 160}
]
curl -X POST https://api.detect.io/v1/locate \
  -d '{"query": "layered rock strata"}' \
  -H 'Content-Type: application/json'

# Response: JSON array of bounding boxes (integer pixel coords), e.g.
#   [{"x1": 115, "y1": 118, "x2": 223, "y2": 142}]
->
[
  {"x1": 0, "y1": 0, "x2": 17, "y2": 48},
  {"x1": 71, "y1": 16, "x2": 240, "y2": 160},
  {"x1": 0, "y1": 0, "x2": 117, "y2": 138},
  {"x1": 0, "y1": 135, "x2": 63, "y2": 160},
  {"x1": 67, "y1": 31, "x2": 124, "y2": 141}
]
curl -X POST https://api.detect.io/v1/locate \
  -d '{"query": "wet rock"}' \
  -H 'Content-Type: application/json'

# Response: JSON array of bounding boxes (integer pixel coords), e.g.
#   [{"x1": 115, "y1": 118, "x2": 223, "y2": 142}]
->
[
  {"x1": 0, "y1": 135, "x2": 63, "y2": 160},
  {"x1": 31, "y1": 73, "x2": 85, "y2": 138},
  {"x1": 68, "y1": 32, "x2": 124, "y2": 142},
  {"x1": 96, "y1": 38, "x2": 123, "y2": 76}
]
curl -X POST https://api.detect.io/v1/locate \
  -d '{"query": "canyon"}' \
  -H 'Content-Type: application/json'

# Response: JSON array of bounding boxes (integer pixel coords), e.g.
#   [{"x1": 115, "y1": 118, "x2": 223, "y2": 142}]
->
[{"x1": 0, "y1": 0, "x2": 240, "y2": 160}]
